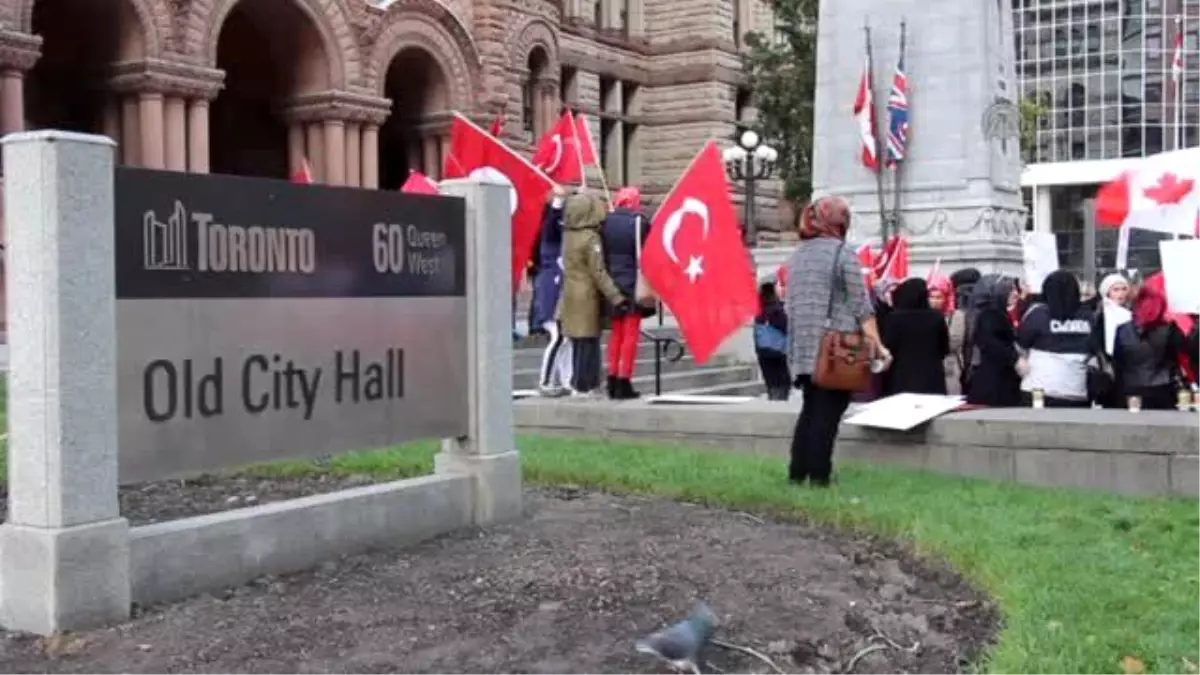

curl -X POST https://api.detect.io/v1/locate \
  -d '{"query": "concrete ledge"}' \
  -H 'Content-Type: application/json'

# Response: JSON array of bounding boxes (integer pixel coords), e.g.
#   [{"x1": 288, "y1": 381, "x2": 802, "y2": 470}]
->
[
  {"x1": 515, "y1": 398, "x2": 1199, "y2": 497},
  {"x1": 129, "y1": 474, "x2": 473, "y2": 605}
]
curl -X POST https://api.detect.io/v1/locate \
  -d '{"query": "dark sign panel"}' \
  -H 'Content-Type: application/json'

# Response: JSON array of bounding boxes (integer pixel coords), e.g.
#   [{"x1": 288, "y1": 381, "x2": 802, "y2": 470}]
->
[
  {"x1": 115, "y1": 168, "x2": 465, "y2": 299},
  {"x1": 115, "y1": 169, "x2": 470, "y2": 484}
]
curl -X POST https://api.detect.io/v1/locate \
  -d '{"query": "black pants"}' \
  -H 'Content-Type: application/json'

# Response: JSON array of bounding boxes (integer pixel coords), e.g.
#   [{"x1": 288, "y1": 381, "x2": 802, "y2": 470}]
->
[
  {"x1": 1019, "y1": 392, "x2": 1090, "y2": 408},
  {"x1": 757, "y1": 352, "x2": 791, "y2": 401},
  {"x1": 789, "y1": 375, "x2": 852, "y2": 484},
  {"x1": 571, "y1": 337, "x2": 602, "y2": 393}
]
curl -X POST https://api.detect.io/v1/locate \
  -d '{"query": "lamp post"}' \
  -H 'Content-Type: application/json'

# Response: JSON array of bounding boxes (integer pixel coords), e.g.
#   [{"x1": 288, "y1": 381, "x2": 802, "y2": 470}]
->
[{"x1": 722, "y1": 129, "x2": 778, "y2": 247}]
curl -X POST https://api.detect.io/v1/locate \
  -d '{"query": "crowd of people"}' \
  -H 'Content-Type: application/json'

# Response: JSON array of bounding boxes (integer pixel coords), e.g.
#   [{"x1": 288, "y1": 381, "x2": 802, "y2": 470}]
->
[
  {"x1": 522, "y1": 186, "x2": 653, "y2": 401},
  {"x1": 759, "y1": 195, "x2": 1200, "y2": 487}
]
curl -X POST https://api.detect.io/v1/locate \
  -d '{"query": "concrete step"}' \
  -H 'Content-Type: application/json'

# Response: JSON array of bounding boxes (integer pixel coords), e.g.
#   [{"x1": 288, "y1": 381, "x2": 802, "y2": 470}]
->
[
  {"x1": 514, "y1": 355, "x2": 700, "y2": 390},
  {"x1": 626, "y1": 364, "x2": 758, "y2": 396},
  {"x1": 513, "y1": 337, "x2": 678, "y2": 371},
  {"x1": 668, "y1": 379, "x2": 767, "y2": 398}
]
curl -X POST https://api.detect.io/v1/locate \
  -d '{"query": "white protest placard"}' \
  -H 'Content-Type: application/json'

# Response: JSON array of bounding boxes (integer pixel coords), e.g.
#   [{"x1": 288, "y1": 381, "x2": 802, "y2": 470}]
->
[
  {"x1": 843, "y1": 393, "x2": 965, "y2": 431},
  {"x1": 1022, "y1": 231, "x2": 1060, "y2": 293},
  {"x1": 1159, "y1": 239, "x2": 1200, "y2": 314}
]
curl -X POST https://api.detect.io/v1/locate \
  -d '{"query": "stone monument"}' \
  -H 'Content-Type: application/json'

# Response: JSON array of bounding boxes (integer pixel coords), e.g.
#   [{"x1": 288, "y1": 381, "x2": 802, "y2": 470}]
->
[{"x1": 811, "y1": 0, "x2": 1026, "y2": 274}]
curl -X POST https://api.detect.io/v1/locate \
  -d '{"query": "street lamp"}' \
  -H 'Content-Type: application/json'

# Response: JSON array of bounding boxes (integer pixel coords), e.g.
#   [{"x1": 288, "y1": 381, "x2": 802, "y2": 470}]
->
[{"x1": 722, "y1": 129, "x2": 778, "y2": 246}]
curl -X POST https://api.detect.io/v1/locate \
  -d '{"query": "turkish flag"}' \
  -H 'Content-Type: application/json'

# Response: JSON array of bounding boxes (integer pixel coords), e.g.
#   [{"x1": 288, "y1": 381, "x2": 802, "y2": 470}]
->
[
  {"x1": 443, "y1": 113, "x2": 555, "y2": 290},
  {"x1": 641, "y1": 141, "x2": 758, "y2": 364},
  {"x1": 574, "y1": 112, "x2": 600, "y2": 167},
  {"x1": 400, "y1": 170, "x2": 440, "y2": 195},
  {"x1": 872, "y1": 235, "x2": 909, "y2": 282},
  {"x1": 531, "y1": 110, "x2": 584, "y2": 184},
  {"x1": 489, "y1": 110, "x2": 505, "y2": 138},
  {"x1": 291, "y1": 157, "x2": 314, "y2": 184},
  {"x1": 1095, "y1": 147, "x2": 1200, "y2": 237},
  {"x1": 855, "y1": 242, "x2": 877, "y2": 287}
]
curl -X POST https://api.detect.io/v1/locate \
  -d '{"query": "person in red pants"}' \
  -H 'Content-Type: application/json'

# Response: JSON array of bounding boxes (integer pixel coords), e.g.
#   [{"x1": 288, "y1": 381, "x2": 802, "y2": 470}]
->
[{"x1": 602, "y1": 186, "x2": 655, "y2": 399}]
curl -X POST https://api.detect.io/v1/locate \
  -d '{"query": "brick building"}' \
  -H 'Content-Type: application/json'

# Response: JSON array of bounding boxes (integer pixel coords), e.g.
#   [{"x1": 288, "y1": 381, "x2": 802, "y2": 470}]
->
[{"x1": 0, "y1": 0, "x2": 778, "y2": 212}]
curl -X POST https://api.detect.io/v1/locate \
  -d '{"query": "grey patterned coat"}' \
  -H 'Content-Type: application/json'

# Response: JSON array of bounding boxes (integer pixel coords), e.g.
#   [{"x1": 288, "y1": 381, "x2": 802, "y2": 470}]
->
[{"x1": 784, "y1": 237, "x2": 875, "y2": 376}]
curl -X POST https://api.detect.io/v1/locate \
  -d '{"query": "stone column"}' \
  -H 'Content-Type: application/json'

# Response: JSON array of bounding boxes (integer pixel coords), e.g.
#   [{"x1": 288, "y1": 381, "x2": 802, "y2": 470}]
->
[
  {"x1": 422, "y1": 135, "x2": 440, "y2": 180},
  {"x1": 362, "y1": 124, "x2": 379, "y2": 189},
  {"x1": 186, "y1": 99, "x2": 209, "y2": 173},
  {"x1": 287, "y1": 122, "x2": 306, "y2": 178},
  {"x1": 163, "y1": 97, "x2": 187, "y2": 172},
  {"x1": 138, "y1": 92, "x2": 165, "y2": 170},
  {"x1": 0, "y1": 70, "x2": 24, "y2": 135},
  {"x1": 1033, "y1": 185, "x2": 1052, "y2": 234},
  {"x1": 101, "y1": 97, "x2": 121, "y2": 147},
  {"x1": 0, "y1": 130, "x2": 129, "y2": 635},
  {"x1": 323, "y1": 118, "x2": 345, "y2": 186},
  {"x1": 120, "y1": 95, "x2": 141, "y2": 165},
  {"x1": 604, "y1": 120, "x2": 624, "y2": 185},
  {"x1": 435, "y1": 178, "x2": 522, "y2": 525},
  {"x1": 345, "y1": 122, "x2": 361, "y2": 187},
  {"x1": 305, "y1": 122, "x2": 324, "y2": 183}
]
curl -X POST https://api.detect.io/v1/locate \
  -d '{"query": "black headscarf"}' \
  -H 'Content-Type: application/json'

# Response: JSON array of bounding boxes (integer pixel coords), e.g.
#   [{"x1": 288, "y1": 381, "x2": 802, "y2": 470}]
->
[
  {"x1": 891, "y1": 278, "x2": 930, "y2": 311},
  {"x1": 970, "y1": 274, "x2": 1015, "y2": 312},
  {"x1": 1040, "y1": 270, "x2": 1082, "y2": 321}
]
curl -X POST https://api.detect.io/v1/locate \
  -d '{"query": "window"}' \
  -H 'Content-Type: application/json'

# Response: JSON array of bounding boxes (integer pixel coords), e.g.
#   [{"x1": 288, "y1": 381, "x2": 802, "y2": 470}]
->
[
  {"x1": 560, "y1": 67, "x2": 578, "y2": 106},
  {"x1": 524, "y1": 49, "x2": 549, "y2": 138},
  {"x1": 593, "y1": 0, "x2": 603, "y2": 27},
  {"x1": 521, "y1": 79, "x2": 535, "y2": 135}
]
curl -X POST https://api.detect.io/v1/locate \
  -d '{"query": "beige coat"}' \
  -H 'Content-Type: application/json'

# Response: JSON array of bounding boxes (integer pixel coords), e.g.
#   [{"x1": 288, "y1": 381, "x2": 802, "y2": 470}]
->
[
  {"x1": 943, "y1": 309, "x2": 967, "y2": 395},
  {"x1": 560, "y1": 193, "x2": 624, "y2": 338}
]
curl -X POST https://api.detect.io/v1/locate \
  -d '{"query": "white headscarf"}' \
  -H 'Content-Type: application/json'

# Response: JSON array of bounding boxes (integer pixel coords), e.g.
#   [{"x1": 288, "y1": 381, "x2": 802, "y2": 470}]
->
[
  {"x1": 1098, "y1": 273, "x2": 1132, "y2": 355},
  {"x1": 1098, "y1": 273, "x2": 1129, "y2": 305}
]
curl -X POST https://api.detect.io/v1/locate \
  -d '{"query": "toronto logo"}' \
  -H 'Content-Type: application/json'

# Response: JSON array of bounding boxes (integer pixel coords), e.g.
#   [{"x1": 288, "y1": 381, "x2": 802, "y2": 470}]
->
[{"x1": 142, "y1": 201, "x2": 190, "y2": 271}]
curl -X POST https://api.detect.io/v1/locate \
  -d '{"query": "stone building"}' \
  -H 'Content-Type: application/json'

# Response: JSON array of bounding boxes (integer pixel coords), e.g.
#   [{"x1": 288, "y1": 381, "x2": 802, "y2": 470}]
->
[{"x1": 0, "y1": 0, "x2": 776, "y2": 205}]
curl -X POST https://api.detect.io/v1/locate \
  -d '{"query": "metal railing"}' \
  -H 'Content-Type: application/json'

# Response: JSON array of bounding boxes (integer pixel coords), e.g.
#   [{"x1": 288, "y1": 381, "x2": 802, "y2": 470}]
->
[{"x1": 639, "y1": 302, "x2": 685, "y2": 396}]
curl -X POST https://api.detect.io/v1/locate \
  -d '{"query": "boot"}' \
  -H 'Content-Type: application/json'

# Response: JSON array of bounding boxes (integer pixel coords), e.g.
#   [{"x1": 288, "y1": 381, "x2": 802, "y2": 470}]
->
[
  {"x1": 620, "y1": 378, "x2": 641, "y2": 399},
  {"x1": 606, "y1": 375, "x2": 618, "y2": 399}
]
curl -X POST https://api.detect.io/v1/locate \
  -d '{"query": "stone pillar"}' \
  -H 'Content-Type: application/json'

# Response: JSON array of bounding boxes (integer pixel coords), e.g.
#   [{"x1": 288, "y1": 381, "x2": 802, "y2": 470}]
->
[
  {"x1": 138, "y1": 92, "x2": 165, "y2": 170},
  {"x1": 345, "y1": 122, "x2": 361, "y2": 187},
  {"x1": 287, "y1": 122, "x2": 306, "y2": 178},
  {"x1": 163, "y1": 97, "x2": 187, "y2": 172},
  {"x1": 422, "y1": 135, "x2": 440, "y2": 180},
  {"x1": 0, "y1": 130, "x2": 129, "y2": 635},
  {"x1": 101, "y1": 97, "x2": 121, "y2": 147},
  {"x1": 0, "y1": 70, "x2": 23, "y2": 135},
  {"x1": 604, "y1": 120, "x2": 623, "y2": 186},
  {"x1": 362, "y1": 124, "x2": 379, "y2": 189},
  {"x1": 323, "y1": 118, "x2": 345, "y2": 186},
  {"x1": 186, "y1": 99, "x2": 209, "y2": 173},
  {"x1": 435, "y1": 178, "x2": 522, "y2": 525},
  {"x1": 1033, "y1": 185, "x2": 1052, "y2": 234},
  {"x1": 119, "y1": 96, "x2": 141, "y2": 165},
  {"x1": 306, "y1": 122, "x2": 324, "y2": 183}
]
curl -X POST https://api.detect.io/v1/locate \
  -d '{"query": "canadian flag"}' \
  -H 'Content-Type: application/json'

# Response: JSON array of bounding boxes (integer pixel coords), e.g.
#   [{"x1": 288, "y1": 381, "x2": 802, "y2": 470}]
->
[
  {"x1": 1095, "y1": 147, "x2": 1200, "y2": 239},
  {"x1": 400, "y1": 170, "x2": 440, "y2": 195},
  {"x1": 853, "y1": 55, "x2": 880, "y2": 172},
  {"x1": 443, "y1": 113, "x2": 556, "y2": 290},
  {"x1": 574, "y1": 112, "x2": 601, "y2": 168},
  {"x1": 531, "y1": 110, "x2": 585, "y2": 184}
]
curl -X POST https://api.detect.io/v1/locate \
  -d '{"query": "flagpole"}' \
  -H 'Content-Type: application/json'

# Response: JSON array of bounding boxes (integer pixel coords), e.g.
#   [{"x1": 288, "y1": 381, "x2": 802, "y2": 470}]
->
[
  {"x1": 1175, "y1": 15, "x2": 1184, "y2": 152},
  {"x1": 865, "y1": 20, "x2": 889, "y2": 246},
  {"x1": 890, "y1": 19, "x2": 907, "y2": 229}
]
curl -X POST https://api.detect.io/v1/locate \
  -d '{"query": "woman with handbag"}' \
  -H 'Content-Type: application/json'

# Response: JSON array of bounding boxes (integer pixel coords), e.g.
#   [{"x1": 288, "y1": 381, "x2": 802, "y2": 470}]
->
[
  {"x1": 601, "y1": 186, "x2": 656, "y2": 399},
  {"x1": 755, "y1": 280, "x2": 791, "y2": 401},
  {"x1": 784, "y1": 196, "x2": 890, "y2": 487}
]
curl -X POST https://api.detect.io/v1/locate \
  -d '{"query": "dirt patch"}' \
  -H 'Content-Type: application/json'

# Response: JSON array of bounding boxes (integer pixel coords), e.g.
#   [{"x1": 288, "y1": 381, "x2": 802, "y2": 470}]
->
[{"x1": 0, "y1": 486, "x2": 999, "y2": 674}]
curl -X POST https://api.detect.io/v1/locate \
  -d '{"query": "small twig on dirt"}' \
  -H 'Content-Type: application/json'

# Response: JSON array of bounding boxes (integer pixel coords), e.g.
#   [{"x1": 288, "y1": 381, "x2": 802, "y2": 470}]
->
[
  {"x1": 704, "y1": 660, "x2": 726, "y2": 673},
  {"x1": 609, "y1": 502, "x2": 636, "y2": 514},
  {"x1": 841, "y1": 643, "x2": 886, "y2": 673},
  {"x1": 711, "y1": 638, "x2": 785, "y2": 674},
  {"x1": 734, "y1": 511, "x2": 766, "y2": 525},
  {"x1": 870, "y1": 631, "x2": 920, "y2": 654}
]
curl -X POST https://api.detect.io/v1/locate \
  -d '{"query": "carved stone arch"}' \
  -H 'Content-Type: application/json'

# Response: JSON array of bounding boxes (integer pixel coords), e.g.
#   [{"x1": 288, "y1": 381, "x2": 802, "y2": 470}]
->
[
  {"x1": 16, "y1": 0, "x2": 169, "y2": 58},
  {"x1": 186, "y1": 0, "x2": 360, "y2": 89},
  {"x1": 508, "y1": 16, "x2": 559, "y2": 76},
  {"x1": 364, "y1": 0, "x2": 481, "y2": 109}
]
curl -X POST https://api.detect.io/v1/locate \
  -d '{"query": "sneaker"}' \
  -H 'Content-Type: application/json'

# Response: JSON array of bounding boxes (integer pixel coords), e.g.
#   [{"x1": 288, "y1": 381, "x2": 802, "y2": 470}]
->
[{"x1": 538, "y1": 385, "x2": 568, "y2": 398}]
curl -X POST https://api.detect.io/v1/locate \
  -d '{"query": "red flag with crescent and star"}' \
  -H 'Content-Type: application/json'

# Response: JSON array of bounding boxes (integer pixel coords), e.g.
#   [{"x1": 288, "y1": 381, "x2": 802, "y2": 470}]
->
[
  {"x1": 400, "y1": 170, "x2": 441, "y2": 195},
  {"x1": 531, "y1": 110, "x2": 585, "y2": 185},
  {"x1": 641, "y1": 141, "x2": 758, "y2": 365},
  {"x1": 443, "y1": 113, "x2": 556, "y2": 291}
]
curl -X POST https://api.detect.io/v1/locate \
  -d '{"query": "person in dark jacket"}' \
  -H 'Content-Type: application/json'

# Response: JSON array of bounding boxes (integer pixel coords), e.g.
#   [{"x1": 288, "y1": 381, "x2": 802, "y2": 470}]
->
[
  {"x1": 881, "y1": 278, "x2": 950, "y2": 395},
  {"x1": 1016, "y1": 270, "x2": 1093, "y2": 407},
  {"x1": 531, "y1": 187, "x2": 572, "y2": 395},
  {"x1": 950, "y1": 268, "x2": 982, "y2": 315},
  {"x1": 964, "y1": 274, "x2": 1023, "y2": 407},
  {"x1": 601, "y1": 186, "x2": 655, "y2": 399},
  {"x1": 1113, "y1": 285, "x2": 1186, "y2": 409},
  {"x1": 754, "y1": 281, "x2": 791, "y2": 401}
]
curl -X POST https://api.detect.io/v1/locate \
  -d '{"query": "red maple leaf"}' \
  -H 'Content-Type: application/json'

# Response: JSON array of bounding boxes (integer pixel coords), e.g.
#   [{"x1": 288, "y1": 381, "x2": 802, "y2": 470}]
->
[{"x1": 1143, "y1": 172, "x2": 1195, "y2": 205}]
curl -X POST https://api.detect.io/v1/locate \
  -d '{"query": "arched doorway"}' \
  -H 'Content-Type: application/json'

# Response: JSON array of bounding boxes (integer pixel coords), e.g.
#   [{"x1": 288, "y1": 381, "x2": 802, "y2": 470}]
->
[
  {"x1": 378, "y1": 47, "x2": 449, "y2": 190},
  {"x1": 25, "y1": 0, "x2": 145, "y2": 132},
  {"x1": 210, "y1": 0, "x2": 329, "y2": 178}
]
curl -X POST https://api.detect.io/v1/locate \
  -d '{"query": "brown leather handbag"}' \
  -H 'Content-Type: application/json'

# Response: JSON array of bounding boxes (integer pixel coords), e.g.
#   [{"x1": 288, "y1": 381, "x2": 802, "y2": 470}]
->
[{"x1": 812, "y1": 243, "x2": 874, "y2": 392}]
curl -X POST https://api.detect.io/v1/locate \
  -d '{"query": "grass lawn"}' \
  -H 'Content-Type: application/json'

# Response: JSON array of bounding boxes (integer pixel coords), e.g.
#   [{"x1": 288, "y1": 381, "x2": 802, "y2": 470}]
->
[{"x1": 0, "y1": 382, "x2": 1195, "y2": 672}]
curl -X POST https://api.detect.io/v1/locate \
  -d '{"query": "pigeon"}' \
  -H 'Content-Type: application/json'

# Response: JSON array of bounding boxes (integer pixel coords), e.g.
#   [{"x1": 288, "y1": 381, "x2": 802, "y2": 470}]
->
[{"x1": 634, "y1": 603, "x2": 717, "y2": 674}]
